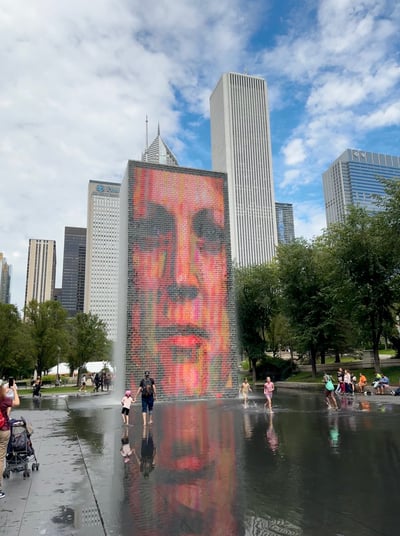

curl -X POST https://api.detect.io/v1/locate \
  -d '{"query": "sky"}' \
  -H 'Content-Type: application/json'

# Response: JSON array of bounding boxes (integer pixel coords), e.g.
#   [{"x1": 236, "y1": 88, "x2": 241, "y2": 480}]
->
[{"x1": 1, "y1": 0, "x2": 399, "y2": 312}]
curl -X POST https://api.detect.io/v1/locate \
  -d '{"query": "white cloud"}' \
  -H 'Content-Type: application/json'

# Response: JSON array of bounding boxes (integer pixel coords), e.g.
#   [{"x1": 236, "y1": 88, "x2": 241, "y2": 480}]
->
[
  {"x1": 280, "y1": 169, "x2": 301, "y2": 189},
  {"x1": 282, "y1": 138, "x2": 306, "y2": 166},
  {"x1": 294, "y1": 202, "x2": 327, "y2": 241},
  {"x1": 261, "y1": 0, "x2": 400, "y2": 191},
  {"x1": 359, "y1": 101, "x2": 400, "y2": 128},
  {"x1": 0, "y1": 0, "x2": 257, "y2": 310}
]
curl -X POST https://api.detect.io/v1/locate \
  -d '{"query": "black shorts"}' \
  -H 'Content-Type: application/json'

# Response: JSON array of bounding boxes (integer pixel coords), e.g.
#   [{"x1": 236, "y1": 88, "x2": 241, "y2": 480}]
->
[{"x1": 121, "y1": 407, "x2": 130, "y2": 416}]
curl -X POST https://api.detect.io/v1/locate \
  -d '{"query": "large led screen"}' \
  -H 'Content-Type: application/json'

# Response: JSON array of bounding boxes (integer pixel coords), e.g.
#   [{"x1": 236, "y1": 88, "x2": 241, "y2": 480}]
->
[{"x1": 123, "y1": 162, "x2": 238, "y2": 400}]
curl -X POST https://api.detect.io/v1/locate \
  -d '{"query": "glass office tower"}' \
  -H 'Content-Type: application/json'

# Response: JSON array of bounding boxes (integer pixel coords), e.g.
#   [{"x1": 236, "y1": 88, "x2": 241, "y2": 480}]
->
[
  {"x1": 61, "y1": 227, "x2": 86, "y2": 317},
  {"x1": 323, "y1": 149, "x2": 400, "y2": 225}
]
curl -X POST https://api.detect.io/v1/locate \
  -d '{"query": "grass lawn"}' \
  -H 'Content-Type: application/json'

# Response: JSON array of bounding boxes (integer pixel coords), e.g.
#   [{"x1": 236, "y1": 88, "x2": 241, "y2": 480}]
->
[{"x1": 18, "y1": 385, "x2": 88, "y2": 396}]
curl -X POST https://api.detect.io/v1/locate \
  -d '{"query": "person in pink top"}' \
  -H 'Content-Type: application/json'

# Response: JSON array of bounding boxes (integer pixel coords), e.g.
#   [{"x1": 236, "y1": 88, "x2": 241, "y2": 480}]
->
[{"x1": 263, "y1": 376, "x2": 275, "y2": 412}]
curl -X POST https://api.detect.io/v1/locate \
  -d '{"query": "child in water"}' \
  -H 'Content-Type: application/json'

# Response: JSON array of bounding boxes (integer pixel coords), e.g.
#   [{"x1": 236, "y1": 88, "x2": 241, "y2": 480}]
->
[{"x1": 121, "y1": 390, "x2": 133, "y2": 425}]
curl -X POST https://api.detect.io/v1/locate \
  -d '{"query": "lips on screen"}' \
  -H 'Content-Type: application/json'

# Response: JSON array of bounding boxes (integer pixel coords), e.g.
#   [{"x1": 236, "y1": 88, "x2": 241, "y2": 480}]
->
[{"x1": 130, "y1": 166, "x2": 234, "y2": 398}]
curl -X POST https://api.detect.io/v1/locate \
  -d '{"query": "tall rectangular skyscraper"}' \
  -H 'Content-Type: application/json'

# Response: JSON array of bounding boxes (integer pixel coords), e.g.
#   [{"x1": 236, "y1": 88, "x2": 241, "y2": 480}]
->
[
  {"x1": 323, "y1": 149, "x2": 400, "y2": 225},
  {"x1": 275, "y1": 202, "x2": 295, "y2": 244},
  {"x1": 24, "y1": 239, "x2": 56, "y2": 308},
  {"x1": 210, "y1": 72, "x2": 278, "y2": 266},
  {"x1": 85, "y1": 180, "x2": 120, "y2": 341},
  {"x1": 0, "y1": 253, "x2": 11, "y2": 304},
  {"x1": 61, "y1": 227, "x2": 86, "y2": 317}
]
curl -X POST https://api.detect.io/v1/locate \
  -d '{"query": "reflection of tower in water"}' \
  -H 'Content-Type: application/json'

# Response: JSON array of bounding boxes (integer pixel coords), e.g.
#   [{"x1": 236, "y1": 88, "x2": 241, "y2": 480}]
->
[
  {"x1": 118, "y1": 162, "x2": 240, "y2": 401},
  {"x1": 121, "y1": 402, "x2": 242, "y2": 535}
]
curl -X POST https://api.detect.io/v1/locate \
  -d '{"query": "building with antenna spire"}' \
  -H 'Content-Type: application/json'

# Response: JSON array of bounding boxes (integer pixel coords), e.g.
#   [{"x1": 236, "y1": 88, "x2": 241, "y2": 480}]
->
[{"x1": 142, "y1": 121, "x2": 179, "y2": 166}]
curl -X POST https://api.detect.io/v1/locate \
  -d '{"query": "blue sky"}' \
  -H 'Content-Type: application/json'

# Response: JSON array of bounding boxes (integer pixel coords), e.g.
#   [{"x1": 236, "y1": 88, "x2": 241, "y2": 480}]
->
[{"x1": 1, "y1": 0, "x2": 399, "y2": 311}]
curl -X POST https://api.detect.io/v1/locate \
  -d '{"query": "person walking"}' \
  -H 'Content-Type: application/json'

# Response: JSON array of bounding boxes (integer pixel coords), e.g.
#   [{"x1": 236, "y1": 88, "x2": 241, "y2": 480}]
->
[
  {"x1": 343, "y1": 369, "x2": 352, "y2": 395},
  {"x1": 239, "y1": 378, "x2": 252, "y2": 408},
  {"x1": 263, "y1": 376, "x2": 275, "y2": 412},
  {"x1": 79, "y1": 374, "x2": 86, "y2": 392},
  {"x1": 121, "y1": 390, "x2": 134, "y2": 425},
  {"x1": 323, "y1": 372, "x2": 338, "y2": 410},
  {"x1": 134, "y1": 371, "x2": 156, "y2": 425},
  {"x1": 0, "y1": 380, "x2": 20, "y2": 499}
]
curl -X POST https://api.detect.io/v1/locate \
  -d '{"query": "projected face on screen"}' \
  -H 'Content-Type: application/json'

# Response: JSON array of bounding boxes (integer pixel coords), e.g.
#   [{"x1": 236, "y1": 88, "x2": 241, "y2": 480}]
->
[{"x1": 130, "y1": 166, "x2": 232, "y2": 397}]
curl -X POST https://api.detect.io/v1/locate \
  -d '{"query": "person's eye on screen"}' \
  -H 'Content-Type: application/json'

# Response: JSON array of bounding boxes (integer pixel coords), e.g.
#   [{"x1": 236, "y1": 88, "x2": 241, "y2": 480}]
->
[
  {"x1": 133, "y1": 205, "x2": 174, "y2": 250},
  {"x1": 193, "y1": 209, "x2": 224, "y2": 254}
]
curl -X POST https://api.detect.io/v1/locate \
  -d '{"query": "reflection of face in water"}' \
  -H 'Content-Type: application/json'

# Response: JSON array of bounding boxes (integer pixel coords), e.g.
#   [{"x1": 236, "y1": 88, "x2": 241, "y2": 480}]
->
[
  {"x1": 131, "y1": 167, "x2": 233, "y2": 397},
  {"x1": 124, "y1": 403, "x2": 240, "y2": 535},
  {"x1": 159, "y1": 405, "x2": 239, "y2": 534}
]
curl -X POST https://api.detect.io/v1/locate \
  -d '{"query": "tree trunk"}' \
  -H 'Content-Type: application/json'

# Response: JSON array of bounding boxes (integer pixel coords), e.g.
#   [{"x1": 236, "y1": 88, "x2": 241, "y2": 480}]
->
[
  {"x1": 334, "y1": 349, "x2": 341, "y2": 363},
  {"x1": 310, "y1": 348, "x2": 317, "y2": 377},
  {"x1": 251, "y1": 358, "x2": 257, "y2": 384},
  {"x1": 320, "y1": 349, "x2": 326, "y2": 365},
  {"x1": 372, "y1": 339, "x2": 381, "y2": 373}
]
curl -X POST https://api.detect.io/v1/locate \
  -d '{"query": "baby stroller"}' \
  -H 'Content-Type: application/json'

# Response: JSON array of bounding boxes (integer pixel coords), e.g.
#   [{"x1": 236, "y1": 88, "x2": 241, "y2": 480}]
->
[{"x1": 3, "y1": 417, "x2": 39, "y2": 479}]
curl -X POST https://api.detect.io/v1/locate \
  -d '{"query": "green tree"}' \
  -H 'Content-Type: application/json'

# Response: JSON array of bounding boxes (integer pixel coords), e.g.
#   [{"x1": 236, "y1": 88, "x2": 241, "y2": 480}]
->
[
  {"x1": 24, "y1": 300, "x2": 68, "y2": 376},
  {"x1": 0, "y1": 304, "x2": 26, "y2": 377},
  {"x1": 325, "y1": 207, "x2": 398, "y2": 372},
  {"x1": 66, "y1": 312, "x2": 109, "y2": 384},
  {"x1": 235, "y1": 263, "x2": 280, "y2": 381},
  {"x1": 277, "y1": 239, "x2": 337, "y2": 376}
]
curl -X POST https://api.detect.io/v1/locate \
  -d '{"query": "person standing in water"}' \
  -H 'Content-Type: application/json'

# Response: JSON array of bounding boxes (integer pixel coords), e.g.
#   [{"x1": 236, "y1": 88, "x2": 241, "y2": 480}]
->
[
  {"x1": 263, "y1": 376, "x2": 275, "y2": 412},
  {"x1": 121, "y1": 390, "x2": 134, "y2": 425},
  {"x1": 134, "y1": 371, "x2": 156, "y2": 425},
  {"x1": 239, "y1": 378, "x2": 252, "y2": 408}
]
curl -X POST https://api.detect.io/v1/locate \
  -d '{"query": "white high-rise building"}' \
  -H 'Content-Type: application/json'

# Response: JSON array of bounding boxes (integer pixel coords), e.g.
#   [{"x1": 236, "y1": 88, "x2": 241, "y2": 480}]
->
[
  {"x1": 24, "y1": 239, "x2": 56, "y2": 309},
  {"x1": 210, "y1": 72, "x2": 278, "y2": 266},
  {"x1": 84, "y1": 180, "x2": 120, "y2": 340},
  {"x1": 142, "y1": 124, "x2": 178, "y2": 166}
]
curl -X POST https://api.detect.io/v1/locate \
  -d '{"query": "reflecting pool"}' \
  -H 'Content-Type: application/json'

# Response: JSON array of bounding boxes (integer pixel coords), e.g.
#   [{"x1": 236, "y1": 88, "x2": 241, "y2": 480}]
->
[
  {"x1": 69, "y1": 390, "x2": 400, "y2": 535},
  {"x1": 10, "y1": 391, "x2": 400, "y2": 535}
]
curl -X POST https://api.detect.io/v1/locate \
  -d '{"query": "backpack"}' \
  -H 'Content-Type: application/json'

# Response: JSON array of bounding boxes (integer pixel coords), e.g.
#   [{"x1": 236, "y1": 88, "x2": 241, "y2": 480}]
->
[{"x1": 142, "y1": 378, "x2": 153, "y2": 397}]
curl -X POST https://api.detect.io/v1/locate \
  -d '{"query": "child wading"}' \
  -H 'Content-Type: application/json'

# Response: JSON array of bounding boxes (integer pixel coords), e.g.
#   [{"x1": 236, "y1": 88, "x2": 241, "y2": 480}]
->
[
  {"x1": 121, "y1": 390, "x2": 133, "y2": 425},
  {"x1": 240, "y1": 378, "x2": 252, "y2": 408},
  {"x1": 264, "y1": 376, "x2": 275, "y2": 412}
]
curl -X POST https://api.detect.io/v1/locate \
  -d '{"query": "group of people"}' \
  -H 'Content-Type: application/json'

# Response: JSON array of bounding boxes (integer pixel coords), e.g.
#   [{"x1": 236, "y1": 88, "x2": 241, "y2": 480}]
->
[
  {"x1": 0, "y1": 380, "x2": 20, "y2": 499},
  {"x1": 239, "y1": 376, "x2": 275, "y2": 411},
  {"x1": 79, "y1": 371, "x2": 113, "y2": 393},
  {"x1": 324, "y1": 368, "x2": 397, "y2": 409}
]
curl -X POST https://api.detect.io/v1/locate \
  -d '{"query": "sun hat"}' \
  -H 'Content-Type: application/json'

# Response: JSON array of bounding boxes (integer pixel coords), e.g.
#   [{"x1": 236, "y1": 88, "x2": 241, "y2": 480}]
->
[{"x1": 125, "y1": 390, "x2": 131, "y2": 397}]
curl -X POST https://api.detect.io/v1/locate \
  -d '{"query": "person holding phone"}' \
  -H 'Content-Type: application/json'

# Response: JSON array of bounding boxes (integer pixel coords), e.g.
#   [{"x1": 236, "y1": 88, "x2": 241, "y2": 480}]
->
[
  {"x1": 6, "y1": 377, "x2": 16, "y2": 401},
  {"x1": 0, "y1": 380, "x2": 20, "y2": 499}
]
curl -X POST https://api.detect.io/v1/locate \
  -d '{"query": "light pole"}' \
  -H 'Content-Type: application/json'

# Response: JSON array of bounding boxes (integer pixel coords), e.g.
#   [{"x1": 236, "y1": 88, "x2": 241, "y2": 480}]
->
[{"x1": 56, "y1": 346, "x2": 61, "y2": 385}]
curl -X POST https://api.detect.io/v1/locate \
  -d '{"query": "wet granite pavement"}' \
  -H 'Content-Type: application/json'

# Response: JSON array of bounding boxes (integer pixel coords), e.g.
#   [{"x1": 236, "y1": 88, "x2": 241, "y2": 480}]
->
[{"x1": 1, "y1": 389, "x2": 400, "y2": 536}]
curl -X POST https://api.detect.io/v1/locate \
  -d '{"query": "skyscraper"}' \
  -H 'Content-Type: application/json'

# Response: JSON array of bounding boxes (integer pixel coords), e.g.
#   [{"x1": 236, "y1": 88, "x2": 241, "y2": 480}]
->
[
  {"x1": 275, "y1": 202, "x2": 295, "y2": 244},
  {"x1": 61, "y1": 227, "x2": 86, "y2": 317},
  {"x1": 84, "y1": 180, "x2": 120, "y2": 340},
  {"x1": 323, "y1": 149, "x2": 400, "y2": 225},
  {"x1": 210, "y1": 72, "x2": 278, "y2": 266},
  {"x1": 0, "y1": 253, "x2": 11, "y2": 304},
  {"x1": 142, "y1": 123, "x2": 178, "y2": 166},
  {"x1": 24, "y1": 239, "x2": 56, "y2": 308}
]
